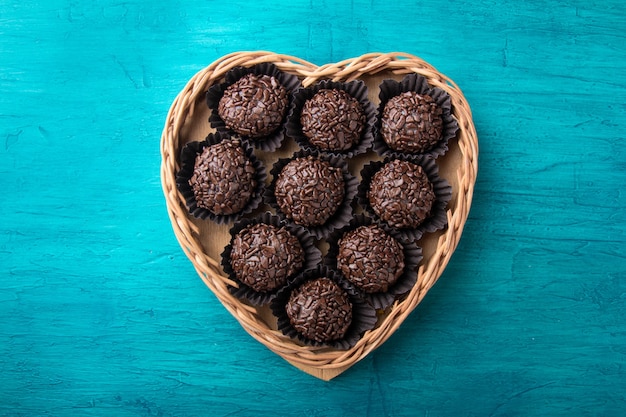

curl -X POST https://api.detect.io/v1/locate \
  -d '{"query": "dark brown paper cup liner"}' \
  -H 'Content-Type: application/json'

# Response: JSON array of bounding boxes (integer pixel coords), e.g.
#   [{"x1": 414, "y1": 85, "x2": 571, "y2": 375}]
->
[
  {"x1": 357, "y1": 156, "x2": 452, "y2": 242},
  {"x1": 175, "y1": 132, "x2": 266, "y2": 224},
  {"x1": 373, "y1": 73, "x2": 459, "y2": 160},
  {"x1": 285, "y1": 79, "x2": 376, "y2": 158},
  {"x1": 270, "y1": 265, "x2": 378, "y2": 349},
  {"x1": 206, "y1": 63, "x2": 302, "y2": 152},
  {"x1": 220, "y1": 212, "x2": 322, "y2": 306},
  {"x1": 324, "y1": 214, "x2": 422, "y2": 310},
  {"x1": 264, "y1": 150, "x2": 358, "y2": 240}
]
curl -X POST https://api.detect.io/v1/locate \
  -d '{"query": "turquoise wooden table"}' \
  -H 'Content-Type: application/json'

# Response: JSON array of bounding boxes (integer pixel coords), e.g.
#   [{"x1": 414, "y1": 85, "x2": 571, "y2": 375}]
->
[{"x1": 2, "y1": 0, "x2": 625, "y2": 415}]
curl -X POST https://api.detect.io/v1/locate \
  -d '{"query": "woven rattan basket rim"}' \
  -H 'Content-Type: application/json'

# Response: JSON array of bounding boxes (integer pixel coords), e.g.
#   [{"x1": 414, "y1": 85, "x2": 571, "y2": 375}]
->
[{"x1": 160, "y1": 51, "x2": 478, "y2": 372}]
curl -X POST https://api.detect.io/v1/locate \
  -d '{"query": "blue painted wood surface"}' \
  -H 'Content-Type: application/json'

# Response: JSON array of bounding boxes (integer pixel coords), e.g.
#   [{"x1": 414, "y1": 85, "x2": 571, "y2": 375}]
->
[{"x1": 1, "y1": 0, "x2": 625, "y2": 415}]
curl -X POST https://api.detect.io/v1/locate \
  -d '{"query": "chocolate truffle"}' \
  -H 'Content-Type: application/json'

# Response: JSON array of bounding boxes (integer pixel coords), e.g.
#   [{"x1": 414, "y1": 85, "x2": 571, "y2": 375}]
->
[
  {"x1": 188, "y1": 140, "x2": 257, "y2": 216},
  {"x1": 381, "y1": 91, "x2": 443, "y2": 153},
  {"x1": 300, "y1": 89, "x2": 366, "y2": 151},
  {"x1": 368, "y1": 159, "x2": 435, "y2": 228},
  {"x1": 218, "y1": 74, "x2": 289, "y2": 138},
  {"x1": 337, "y1": 225, "x2": 405, "y2": 293},
  {"x1": 229, "y1": 223, "x2": 305, "y2": 293},
  {"x1": 274, "y1": 156, "x2": 345, "y2": 227},
  {"x1": 285, "y1": 277, "x2": 352, "y2": 343}
]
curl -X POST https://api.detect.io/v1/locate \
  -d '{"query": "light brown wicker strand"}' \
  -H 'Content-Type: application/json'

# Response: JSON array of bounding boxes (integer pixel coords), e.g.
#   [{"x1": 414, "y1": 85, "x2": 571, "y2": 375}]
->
[{"x1": 160, "y1": 52, "x2": 478, "y2": 372}]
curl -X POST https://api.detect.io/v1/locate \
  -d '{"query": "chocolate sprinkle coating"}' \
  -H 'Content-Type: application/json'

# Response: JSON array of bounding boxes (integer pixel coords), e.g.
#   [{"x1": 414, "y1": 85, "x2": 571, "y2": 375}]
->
[
  {"x1": 381, "y1": 91, "x2": 443, "y2": 153},
  {"x1": 274, "y1": 156, "x2": 345, "y2": 227},
  {"x1": 188, "y1": 140, "x2": 257, "y2": 215},
  {"x1": 300, "y1": 89, "x2": 366, "y2": 151},
  {"x1": 230, "y1": 223, "x2": 305, "y2": 293},
  {"x1": 368, "y1": 159, "x2": 435, "y2": 228},
  {"x1": 218, "y1": 74, "x2": 289, "y2": 138},
  {"x1": 286, "y1": 277, "x2": 352, "y2": 343},
  {"x1": 337, "y1": 225, "x2": 405, "y2": 293}
]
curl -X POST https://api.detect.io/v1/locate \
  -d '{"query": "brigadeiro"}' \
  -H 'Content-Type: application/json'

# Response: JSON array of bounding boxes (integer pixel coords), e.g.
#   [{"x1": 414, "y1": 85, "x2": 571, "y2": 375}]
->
[
  {"x1": 286, "y1": 80, "x2": 376, "y2": 157},
  {"x1": 265, "y1": 150, "x2": 358, "y2": 239},
  {"x1": 358, "y1": 156, "x2": 452, "y2": 241},
  {"x1": 326, "y1": 215, "x2": 422, "y2": 309},
  {"x1": 288, "y1": 277, "x2": 352, "y2": 343},
  {"x1": 206, "y1": 63, "x2": 301, "y2": 152},
  {"x1": 175, "y1": 132, "x2": 265, "y2": 224},
  {"x1": 221, "y1": 213, "x2": 322, "y2": 305},
  {"x1": 270, "y1": 266, "x2": 377, "y2": 349},
  {"x1": 374, "y1": 73, "x2": 459, "y2": 159}
]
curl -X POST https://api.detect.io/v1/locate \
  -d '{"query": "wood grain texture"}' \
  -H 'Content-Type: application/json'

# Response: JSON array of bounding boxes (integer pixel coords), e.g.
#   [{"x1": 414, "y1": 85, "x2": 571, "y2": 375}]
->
[{"x1": 1, "y1": 0, "x2": 625, "y2": 415}]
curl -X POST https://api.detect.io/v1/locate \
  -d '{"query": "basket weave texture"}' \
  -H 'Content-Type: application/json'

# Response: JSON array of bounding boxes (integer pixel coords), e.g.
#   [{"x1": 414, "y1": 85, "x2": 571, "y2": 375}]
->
[{"x1": 160, "y1": 51, "x2": 478, "y2": 380}]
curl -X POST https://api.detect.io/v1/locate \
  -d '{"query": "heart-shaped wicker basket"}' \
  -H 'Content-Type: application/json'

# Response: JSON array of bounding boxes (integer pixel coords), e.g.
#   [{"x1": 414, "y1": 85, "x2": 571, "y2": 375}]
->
[{"x1": 160, "y1": 51, "x2": 478, "y2": 380}]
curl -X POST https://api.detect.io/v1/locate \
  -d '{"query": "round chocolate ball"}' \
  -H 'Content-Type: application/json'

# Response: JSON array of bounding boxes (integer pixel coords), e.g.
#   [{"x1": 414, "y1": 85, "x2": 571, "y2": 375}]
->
[
  {"x1": 230, "y1": 223, "x2": 305, "y2": 293},
  {"x1": 337, "y1": 225, "x2": 405, "y2": 293},
  {"x1": 218, "y1": 74, "x2": 289, "y2": 138},
  {"x1": 189, "y1": 140, "x2": 257, "y2": 216},
  {"x1": 368, "y1": 159, "x2": 435, "y2": 229},
  {"x1": 381, "y1": 91, "x2": 443, "y2": 153},
  {"x1": 300, "y1": 89, "x2": 366, "y2": 151},
  {"x1": 274, "y1": 156, "x2": 345, "y2": 227},
  {"x1": 286, "y1": 277, "x2": 352, "y2": 343}
]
